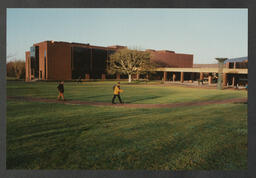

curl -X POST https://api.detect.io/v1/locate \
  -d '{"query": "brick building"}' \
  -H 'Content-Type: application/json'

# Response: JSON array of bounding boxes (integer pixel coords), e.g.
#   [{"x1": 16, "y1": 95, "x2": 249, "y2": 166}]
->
[{"x1": 25, "y1": 41, "x2": 194, "y2": 81}]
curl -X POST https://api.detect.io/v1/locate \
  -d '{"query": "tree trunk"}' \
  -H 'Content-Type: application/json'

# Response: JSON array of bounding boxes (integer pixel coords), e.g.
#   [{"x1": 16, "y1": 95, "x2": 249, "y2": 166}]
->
[{"x1": 128, "y1": 74, "x2": 132, "y2": 83}]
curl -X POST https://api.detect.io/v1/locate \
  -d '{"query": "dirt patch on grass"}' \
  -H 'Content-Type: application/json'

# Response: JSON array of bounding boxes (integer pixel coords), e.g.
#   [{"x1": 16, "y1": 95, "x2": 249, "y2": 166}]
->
[{"x1": 7, "y1": 96, "x2": 247, "y2": 109}]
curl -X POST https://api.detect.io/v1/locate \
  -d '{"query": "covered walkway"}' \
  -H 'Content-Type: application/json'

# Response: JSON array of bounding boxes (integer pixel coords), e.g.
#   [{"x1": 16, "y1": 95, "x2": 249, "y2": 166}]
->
[{"x1": 154, "y1": 67, "x2": 248, "y2": 87}]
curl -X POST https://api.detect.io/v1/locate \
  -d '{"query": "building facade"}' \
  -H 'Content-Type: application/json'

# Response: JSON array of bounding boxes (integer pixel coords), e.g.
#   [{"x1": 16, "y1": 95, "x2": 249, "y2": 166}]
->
[
  {"x1": 25, "y1": 41, "x2": 194, "y2": 81},
  {"x1": 149, "y1": 50, "x2": 193, "y2": 68}
]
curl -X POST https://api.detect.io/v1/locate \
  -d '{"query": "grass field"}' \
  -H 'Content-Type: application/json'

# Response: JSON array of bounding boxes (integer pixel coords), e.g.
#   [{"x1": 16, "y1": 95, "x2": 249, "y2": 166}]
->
[
  {"x1": 7, "y1": 80, "x2": 247, "y2": 104},
  {"x1": 6, "y1": 81, "x2": 248, "y2": 170}
]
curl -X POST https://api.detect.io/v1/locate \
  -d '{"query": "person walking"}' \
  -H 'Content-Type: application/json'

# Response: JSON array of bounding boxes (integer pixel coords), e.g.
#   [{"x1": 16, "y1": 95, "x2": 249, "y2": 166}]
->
[
  {"x1": 112, "y1": 82, "x2": 124, "y2": 104},
  {"x1": 57, "y1": 81, "x2": 65, "y2": 101}
]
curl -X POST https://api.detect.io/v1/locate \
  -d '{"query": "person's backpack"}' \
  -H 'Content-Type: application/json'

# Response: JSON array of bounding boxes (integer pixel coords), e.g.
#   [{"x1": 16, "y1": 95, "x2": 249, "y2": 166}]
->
[{"x1": 112, "y1": 84, "x2": 116, "y2": 91}]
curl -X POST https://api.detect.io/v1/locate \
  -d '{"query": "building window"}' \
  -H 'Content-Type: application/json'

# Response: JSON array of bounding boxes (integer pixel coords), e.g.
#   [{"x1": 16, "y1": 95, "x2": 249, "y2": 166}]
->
[{"x1": 30, "y1": 46, "x2": 35, "y2": 57}]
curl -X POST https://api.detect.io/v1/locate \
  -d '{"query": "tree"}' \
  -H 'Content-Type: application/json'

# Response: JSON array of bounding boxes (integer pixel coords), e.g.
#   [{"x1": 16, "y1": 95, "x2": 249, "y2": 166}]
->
[
  {"x1": 107, "y1": 48, "x2": 155, "y2": 83},
  {"x1": 14, "y1": 60, "x2": 26, "y2": 79},
  {"x1": 6, "y1": 60, "x2": 25, "y2": 79},
  {"x1": 6, "y1": 61, "x2": 16, "y2": 77}
]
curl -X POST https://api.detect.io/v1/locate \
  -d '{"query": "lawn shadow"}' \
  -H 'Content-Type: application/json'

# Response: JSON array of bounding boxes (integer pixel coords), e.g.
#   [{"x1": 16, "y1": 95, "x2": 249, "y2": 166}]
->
[
  {"x1": 123, "y1": 95, "x2": 161, "y2": 104},
  {"x1": 193, "y1": 93, "x2": 240, "y2": 102},
  {"x1": 84, "y1": 94, "x2": 110, "y2": 99}
]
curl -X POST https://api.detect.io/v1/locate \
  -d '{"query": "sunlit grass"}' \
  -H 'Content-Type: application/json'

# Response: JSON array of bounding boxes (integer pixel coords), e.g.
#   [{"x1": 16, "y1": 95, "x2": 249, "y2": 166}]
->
[
  {"x1": 6, "y1": 81, "x2": 247, "y2": 170},
  {"x1": 7, "y1": 100, "x2": 247, "y2": 170}
]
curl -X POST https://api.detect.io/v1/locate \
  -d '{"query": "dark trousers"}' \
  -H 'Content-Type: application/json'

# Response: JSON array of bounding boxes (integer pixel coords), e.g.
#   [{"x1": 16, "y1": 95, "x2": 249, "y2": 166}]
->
[{"x1": 112, "y1": 94, "x2": 123, "y2": 103}]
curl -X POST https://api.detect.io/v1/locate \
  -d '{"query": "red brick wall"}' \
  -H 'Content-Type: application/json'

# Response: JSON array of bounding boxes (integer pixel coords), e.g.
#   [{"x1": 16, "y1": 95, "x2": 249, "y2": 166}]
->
[
  {"x1": 47, "y1": 42, "x2": 72, "y2": 80},
  {"x1": 35, "y1": 41, "x2": 72, "y2": 80},
  {"x1": 150, "y1": 51, "x2": 193, "y2": 68}
]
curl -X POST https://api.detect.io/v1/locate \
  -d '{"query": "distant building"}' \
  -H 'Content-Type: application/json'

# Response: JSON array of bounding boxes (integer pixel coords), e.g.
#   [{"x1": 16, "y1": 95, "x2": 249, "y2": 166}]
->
[
  {"x1": 225, "y1": 56, "x2": 248, "y2": 69},
  {"x1": 25, "y1": 41, "x2": 193, "y2": 81},
  {"x1": 225, "y1": 57, "x2": 248, "y2": 86},
  {"x1": 157, "y1": 56, "x2": 248, "y2": 87},
  {"x1": 193, "y1": 57, "x2": 248, "y2": 69}
]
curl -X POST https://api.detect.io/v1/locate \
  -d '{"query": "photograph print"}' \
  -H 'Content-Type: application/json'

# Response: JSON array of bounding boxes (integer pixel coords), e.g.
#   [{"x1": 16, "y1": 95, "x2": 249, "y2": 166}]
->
[{"x1": 6, "y1": 8, "x2": 248, "y2": 170}]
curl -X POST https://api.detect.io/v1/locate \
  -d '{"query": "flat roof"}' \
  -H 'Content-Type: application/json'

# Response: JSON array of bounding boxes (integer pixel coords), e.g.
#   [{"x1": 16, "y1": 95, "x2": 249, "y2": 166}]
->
[
  {"x1": 33, "y1": 40, "x2": 122, "y2": 50},
  {"x1": 155, "y1": 67, "x2": 248, "y2": 74}
]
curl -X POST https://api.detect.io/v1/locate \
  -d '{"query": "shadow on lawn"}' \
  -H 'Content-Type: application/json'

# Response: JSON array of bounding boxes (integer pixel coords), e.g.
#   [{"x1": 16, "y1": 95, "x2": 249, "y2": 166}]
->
[
  {"x1": 85, "y1": 94, "x2": 110, "y2": 99},
  {"x1": 63, "y1": 94, "x2": 110, "y2": 101},
  {"x1": 194, "y1": 93, "x2": 241, "y2": 102},
  {"x1": 123, "y1": 96, "x2": 161, "y2": 104}
]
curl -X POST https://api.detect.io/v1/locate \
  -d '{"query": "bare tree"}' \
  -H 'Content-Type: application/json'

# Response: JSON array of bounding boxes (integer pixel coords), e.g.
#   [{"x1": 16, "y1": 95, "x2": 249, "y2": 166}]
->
[
  {"x1": 107, "y1": 48, "x2": 155, "y2": 83},
  {"x1": 6, "y1": 61, "x2": 16, "y2": 77},
  {"x1": 6, "y1": 60, "x2": 25, "y2": 79}
]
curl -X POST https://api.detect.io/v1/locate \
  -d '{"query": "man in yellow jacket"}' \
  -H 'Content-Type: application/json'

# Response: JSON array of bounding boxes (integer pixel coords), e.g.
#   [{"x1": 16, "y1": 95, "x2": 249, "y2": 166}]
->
[{"x1": 112, "y1": 82, "x2": 124, "y2": 104}]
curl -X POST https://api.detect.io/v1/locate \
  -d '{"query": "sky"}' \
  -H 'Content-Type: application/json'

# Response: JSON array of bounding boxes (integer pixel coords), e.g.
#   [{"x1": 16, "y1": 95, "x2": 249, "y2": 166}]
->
[{"x1": 7, "y1": 8, "x2": 248, "y2": 64}]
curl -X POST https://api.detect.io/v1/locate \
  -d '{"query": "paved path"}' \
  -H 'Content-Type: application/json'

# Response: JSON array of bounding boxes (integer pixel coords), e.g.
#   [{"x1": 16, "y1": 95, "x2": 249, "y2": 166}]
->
[{"x1": 7, "y1": 96, "x2": 247, "y2": 109}]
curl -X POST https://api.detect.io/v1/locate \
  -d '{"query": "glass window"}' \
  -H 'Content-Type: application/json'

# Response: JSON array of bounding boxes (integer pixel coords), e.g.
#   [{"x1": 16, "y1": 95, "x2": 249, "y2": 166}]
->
[{"x1": 30, "y1": 46, "x2": 35, "y2": 57}]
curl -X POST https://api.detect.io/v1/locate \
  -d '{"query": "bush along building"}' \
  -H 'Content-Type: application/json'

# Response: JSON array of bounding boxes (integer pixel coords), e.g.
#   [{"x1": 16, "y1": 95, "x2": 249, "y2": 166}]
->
[{"x1": 25, "y1": 40, "x2": 194, "y2": 81}]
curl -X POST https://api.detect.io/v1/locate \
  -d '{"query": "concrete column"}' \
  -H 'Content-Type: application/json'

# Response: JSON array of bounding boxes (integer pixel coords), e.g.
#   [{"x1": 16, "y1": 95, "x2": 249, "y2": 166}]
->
[
  {"x1": 180, "y1": 72, "x2": 184, "y2": 83},
  {"x1": 85, "y1": 74, "x2": 90, "y2": 80},
  {"x1": 163, "y1": 72, "x2": 167, "y2": 81},
  {"x1": 223, "y1": 73, "x2": 227, "y2": 87},
  {"x1": 136, "y1": 73, "x2": 140, "y2": 80},
  {"x1": 208, "y1": 75, "x2": 212, "y2": 85},
  {"x1": 226, "y1": 62, "x2": 229, "y2": 68},
  {"x1": 101, "y1": 74, "x2": 106, "y2": 80},
  {"x1": 116, "y1": 73, "x2": 120, "y2": 80},
  {"x1": 172, "y1": 73, "x2": 176, "y2": 82},
  {"x1": 232, "y1": 76, "x2": 235, "y2": 87}
]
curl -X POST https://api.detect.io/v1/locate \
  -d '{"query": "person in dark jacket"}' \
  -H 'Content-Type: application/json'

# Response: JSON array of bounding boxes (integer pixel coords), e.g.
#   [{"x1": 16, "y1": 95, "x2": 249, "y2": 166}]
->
[{"x1": 57, "y1": 81, "x2": 65, "y2": 100}]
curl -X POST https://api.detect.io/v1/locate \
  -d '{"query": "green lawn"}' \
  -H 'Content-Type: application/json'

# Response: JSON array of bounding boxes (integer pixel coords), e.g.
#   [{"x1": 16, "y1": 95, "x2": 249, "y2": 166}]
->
[
  {"x1": 6, "y1": 81, "x2": 248, "y2": 170},
  {"x1": 7, "y1": 80, "x2": 247, "y2": 104}
]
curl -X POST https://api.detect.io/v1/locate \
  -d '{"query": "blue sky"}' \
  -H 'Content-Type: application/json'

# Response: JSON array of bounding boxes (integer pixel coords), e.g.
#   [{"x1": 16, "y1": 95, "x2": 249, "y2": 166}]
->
[{"x1": 7, "y1": 8, "x2": 247, "y2": 64}]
